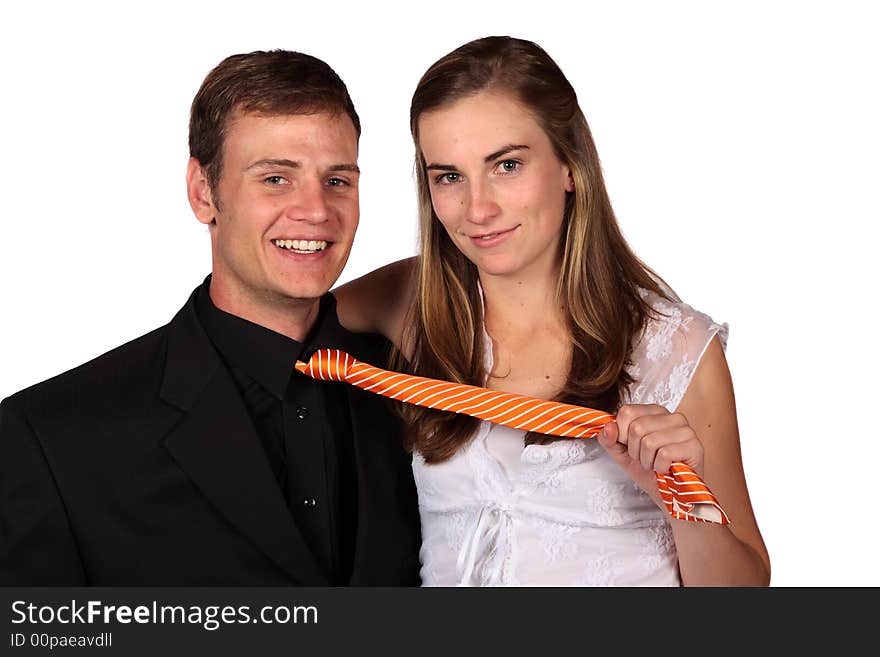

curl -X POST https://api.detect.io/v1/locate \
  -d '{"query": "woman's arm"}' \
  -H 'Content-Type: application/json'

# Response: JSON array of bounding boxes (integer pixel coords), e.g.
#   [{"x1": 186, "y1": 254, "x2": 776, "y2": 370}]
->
[
  {"x1": 670, "y1": 336, "x2": 771, "y2": 585},
  {"x1": 332, "y1": 256, "x2": 417, "y2": 352},
  {"x1": 598, "y1": 336, "x2": 771, "y2": 586}
]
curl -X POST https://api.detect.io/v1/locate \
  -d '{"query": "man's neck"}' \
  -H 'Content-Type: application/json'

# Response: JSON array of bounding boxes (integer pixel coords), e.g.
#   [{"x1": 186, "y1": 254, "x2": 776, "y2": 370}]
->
[{"x1": 208, "y1": 280, "x2": 321, "y2": 343}]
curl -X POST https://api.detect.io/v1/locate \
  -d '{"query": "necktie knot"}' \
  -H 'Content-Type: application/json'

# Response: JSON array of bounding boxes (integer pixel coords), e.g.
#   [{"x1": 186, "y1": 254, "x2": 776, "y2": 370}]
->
[{"x1": 295, "y1": 348, "x2": 354, "y2": 382}]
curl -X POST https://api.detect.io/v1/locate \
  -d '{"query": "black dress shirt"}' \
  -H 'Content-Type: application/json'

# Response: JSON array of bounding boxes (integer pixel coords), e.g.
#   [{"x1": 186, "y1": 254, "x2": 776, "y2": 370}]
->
[{"x1": 195, "y1": 279, "x2": 359, "y2": 584}]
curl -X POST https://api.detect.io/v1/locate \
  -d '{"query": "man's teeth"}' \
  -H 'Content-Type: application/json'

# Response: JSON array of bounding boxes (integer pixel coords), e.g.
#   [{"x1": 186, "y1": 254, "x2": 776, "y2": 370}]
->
[{"x1": 273, "y1": 239, "x2": 328, "y2": 253}]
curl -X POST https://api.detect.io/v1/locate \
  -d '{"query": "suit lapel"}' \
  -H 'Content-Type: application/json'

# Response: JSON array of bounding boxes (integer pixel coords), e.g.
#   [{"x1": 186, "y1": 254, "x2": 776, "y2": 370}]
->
[{"x1": 158, "y1": 289, "x2": 327, "y2": 585}]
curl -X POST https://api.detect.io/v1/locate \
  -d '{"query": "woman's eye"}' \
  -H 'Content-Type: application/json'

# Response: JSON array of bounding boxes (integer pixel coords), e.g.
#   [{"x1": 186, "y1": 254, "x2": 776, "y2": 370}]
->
[
  {"x1": 435, "y1": 172, "x2": 461, "y2": 185},
  {"x1": 497, "y1": 160, "x2": 520, "y2": 173}
]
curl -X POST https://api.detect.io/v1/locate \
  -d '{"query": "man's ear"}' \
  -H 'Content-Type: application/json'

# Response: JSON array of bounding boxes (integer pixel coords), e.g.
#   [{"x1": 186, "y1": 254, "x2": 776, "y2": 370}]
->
[{"x1": 186, "y1": 158, "x2": 217, "y2": 225}]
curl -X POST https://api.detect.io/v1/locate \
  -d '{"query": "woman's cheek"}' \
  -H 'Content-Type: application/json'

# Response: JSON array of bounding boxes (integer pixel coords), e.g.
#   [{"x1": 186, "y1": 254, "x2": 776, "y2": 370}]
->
[{"x1": 431, "y1": 194, "x2": 461, "y2": 233}]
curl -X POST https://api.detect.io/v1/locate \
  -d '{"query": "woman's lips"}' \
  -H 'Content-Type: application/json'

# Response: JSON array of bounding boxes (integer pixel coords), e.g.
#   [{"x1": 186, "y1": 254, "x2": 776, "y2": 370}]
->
[{"x1": 468, "y1": 225, "x2": 519, "y2": 248}]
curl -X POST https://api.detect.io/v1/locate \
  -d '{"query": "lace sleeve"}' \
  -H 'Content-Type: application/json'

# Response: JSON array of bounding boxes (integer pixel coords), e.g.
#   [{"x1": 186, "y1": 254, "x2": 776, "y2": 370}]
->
[{"x1": 624, "y1": 290, "x2": 729, "y2": 411}]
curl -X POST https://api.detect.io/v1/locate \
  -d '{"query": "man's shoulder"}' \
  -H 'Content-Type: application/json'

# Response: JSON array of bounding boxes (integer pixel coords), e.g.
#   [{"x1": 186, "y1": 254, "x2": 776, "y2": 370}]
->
[
  {"x1": 342, "y1": 330, "x2": 394, "y2": 366},
  {"x1": 2, "y1": 324, "x2": 171, "y2": 421}
]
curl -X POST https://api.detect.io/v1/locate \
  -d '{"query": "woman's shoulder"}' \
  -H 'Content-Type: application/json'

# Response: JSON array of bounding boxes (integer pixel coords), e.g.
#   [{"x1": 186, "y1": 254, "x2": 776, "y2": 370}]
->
[
  {"x1": 332, "y1": 256, "x2": 418, "y2": 341},
  {"x1": 627, "y1": 287, "x2": 729, "y2": 410},
  {"x1": 636, "y1": 287, "x2": 729, "y2": 356}
]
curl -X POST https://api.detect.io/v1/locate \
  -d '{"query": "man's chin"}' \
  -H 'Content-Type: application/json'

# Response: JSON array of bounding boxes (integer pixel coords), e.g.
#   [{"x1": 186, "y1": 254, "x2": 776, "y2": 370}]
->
[{"x1": 271, "y1": 278, "x2": 337, "y2": 305}]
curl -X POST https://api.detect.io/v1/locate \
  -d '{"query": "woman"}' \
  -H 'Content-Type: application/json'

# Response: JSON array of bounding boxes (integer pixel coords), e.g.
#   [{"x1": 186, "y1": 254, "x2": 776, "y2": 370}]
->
[{"x1": 335, "y1": 36, "x2": 769, "y2": 586}]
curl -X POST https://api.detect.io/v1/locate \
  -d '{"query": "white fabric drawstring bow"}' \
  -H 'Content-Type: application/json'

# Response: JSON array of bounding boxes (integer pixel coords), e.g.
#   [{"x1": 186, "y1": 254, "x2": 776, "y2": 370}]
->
[{"x1": 456, "y1": 504, "x2": 513, "y2": 586}]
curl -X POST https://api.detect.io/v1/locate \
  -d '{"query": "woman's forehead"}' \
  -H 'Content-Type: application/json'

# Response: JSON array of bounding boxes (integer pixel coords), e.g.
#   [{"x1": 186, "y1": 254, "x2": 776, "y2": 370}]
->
[{"x1": 417, "y1": 91, "x2": 548, "y2": 161}]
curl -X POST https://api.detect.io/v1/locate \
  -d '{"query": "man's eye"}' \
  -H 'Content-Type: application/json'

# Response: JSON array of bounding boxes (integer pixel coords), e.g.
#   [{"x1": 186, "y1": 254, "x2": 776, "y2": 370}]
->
[
  {"x1": 327, "y1": 177, "x2": 349, "y2": 187},
  {"x1": 497, "y1": 160, "x2": 520, "y2": 173},
  {"x1": 264, "y1": 175, "x2": 287, "y2": 185},
  {"x1": 435, "y1": 172, "x2": 461, "y2": 185}
]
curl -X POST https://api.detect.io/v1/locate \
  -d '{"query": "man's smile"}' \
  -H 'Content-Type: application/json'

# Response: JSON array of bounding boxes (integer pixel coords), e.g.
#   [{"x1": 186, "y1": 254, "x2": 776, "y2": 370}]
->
[{"x1": 272, "y1": 238, "x2": 330, "y2": 254}]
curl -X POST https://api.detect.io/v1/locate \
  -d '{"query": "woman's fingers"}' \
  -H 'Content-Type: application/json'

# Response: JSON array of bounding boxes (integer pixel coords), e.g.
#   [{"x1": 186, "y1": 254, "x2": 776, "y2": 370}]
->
[
  {"x1": 616, "y1": 405, "x2": 681, "y2": 462},
  {"x1": 638, "y1": 426, "x2": 702, "y2": 474},
  {"x1": 598, "y1": 418, "x2": 662, "y2": 505},
  {"x1": 605, "y1": 404, "x2": 704, "y2": 479},
  {"x1": 598, "y1": 420, "x2": 623, "y2": 452}
]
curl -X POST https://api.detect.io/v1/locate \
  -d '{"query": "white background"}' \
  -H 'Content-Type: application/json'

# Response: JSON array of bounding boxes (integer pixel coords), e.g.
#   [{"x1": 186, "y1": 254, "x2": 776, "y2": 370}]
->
[{"x1": 1, "y1": 1, "x2": 877, "y2": 586}]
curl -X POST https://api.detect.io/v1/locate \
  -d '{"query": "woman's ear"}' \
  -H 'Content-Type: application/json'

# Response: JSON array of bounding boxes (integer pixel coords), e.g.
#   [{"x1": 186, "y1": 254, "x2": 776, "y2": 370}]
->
[{"x1": 564, "y1": 167, "x2": 575, "y2": 192}]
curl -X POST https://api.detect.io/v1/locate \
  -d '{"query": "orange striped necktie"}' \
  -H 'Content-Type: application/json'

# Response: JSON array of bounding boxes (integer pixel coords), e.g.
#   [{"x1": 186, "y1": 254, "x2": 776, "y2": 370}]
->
[{"x1": 295, "y1": 349, "x2": 729, "y2": 526}]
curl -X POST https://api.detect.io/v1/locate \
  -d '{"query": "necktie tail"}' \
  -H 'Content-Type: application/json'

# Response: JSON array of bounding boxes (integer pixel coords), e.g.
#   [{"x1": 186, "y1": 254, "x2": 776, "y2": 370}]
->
[{"x1": 296, "y1": 348, "x2": 729, "y2": 525}]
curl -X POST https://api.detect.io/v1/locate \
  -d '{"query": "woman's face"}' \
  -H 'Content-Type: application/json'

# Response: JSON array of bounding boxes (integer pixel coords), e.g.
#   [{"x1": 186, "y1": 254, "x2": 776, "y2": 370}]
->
[{"x1": 418, "y1": 90, "x2": 573, "y2": 279}]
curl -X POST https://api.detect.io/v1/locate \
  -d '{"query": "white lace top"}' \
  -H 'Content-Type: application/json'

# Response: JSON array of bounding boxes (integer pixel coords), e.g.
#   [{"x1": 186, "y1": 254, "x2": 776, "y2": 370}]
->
[{"x1": 412, "y1": 290, "x2": 728, "y2": 586}]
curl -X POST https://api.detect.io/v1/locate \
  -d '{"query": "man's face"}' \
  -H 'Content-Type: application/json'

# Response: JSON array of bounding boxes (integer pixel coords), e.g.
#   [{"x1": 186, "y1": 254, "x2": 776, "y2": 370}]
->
[{"x1": 201, "y1": 111, "x2": 359, "y2": 312}]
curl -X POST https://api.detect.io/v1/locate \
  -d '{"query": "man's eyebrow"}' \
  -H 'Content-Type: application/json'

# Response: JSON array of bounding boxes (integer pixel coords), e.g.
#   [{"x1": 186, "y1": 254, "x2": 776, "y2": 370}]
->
[
  {"x1": 245, "y1": 158, "x2": 300, "y2": 171},
  {"x1": 328, "y1": 163, "x2": 360, "y2": 174},
  {"x1": 425, "y1": 144, "x2": 530, "y2": 171},
  {"x1": 244, "y1": 159, "x2": 359, "y2": 174}
]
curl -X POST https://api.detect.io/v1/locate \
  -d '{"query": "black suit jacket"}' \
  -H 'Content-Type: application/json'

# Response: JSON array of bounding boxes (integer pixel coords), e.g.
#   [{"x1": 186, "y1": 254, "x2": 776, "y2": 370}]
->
[{"x1": 0, "y1": 286, "x2": 421, "y2": 585}]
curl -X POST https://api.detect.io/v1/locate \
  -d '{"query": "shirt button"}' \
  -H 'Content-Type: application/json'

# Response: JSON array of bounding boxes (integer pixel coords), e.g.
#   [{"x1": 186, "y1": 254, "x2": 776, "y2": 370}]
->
[
  {"x1": 302, "y1": 497, "x2": 317, "y2": 508},
  {"x1": 295, "y1": 406, "x2": 309, "y2": 420}
]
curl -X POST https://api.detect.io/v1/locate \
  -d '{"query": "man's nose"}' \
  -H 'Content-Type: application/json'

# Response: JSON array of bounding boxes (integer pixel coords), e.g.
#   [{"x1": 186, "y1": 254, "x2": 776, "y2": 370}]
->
[{"x1": 287, "y1": 179, "x2": 330, "y2": 223}]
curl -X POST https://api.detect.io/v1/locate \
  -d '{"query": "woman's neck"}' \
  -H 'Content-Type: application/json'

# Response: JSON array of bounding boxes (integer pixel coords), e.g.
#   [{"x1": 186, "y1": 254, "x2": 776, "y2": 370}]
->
[
  {"x1": 479, "y1": 265, "x2": 565, "y2": 337},
  {"x1": 478, "y1": 265, "x2": 572, "y2": 398}
]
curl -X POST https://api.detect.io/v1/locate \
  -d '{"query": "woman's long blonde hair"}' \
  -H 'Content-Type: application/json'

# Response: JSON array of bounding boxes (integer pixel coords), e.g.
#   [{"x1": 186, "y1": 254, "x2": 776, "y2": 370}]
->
[{"x1": 397, "y1": 36, "x2": 675, "y2": 463}]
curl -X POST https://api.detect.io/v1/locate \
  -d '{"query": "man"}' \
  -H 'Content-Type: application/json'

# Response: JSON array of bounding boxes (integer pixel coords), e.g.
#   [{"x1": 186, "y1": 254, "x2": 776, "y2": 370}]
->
[{"x1": 0, "y1": 51, "x2": 421, "y2": 585}]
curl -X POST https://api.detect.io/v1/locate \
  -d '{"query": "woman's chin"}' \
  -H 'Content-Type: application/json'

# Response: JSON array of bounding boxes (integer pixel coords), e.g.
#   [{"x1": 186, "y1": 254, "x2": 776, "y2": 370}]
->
[{"x1": 472, "y1": 260, "x2": 521, "y2": 278}]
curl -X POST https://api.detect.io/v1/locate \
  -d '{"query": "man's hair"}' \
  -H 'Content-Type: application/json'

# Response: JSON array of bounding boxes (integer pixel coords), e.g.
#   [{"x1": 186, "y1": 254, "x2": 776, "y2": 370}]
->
[{"x1": 189, "y1": 49, "x2": 361, "y2": 197}]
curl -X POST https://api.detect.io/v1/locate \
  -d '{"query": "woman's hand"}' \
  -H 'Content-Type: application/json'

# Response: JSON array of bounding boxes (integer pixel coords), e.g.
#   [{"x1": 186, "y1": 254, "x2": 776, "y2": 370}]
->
[{"x1": 597, "y1": 404, "x2": 704, "y2": 509}]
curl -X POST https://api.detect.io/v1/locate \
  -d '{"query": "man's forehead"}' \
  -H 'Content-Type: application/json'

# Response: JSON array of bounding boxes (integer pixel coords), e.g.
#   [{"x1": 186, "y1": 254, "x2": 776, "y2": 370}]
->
[
  {"x1": 226, "y1": 107, "x2": 356, "y2": 134},
  {"x1": 222, "y1": 109, "x2": 359, "y2": 164}
]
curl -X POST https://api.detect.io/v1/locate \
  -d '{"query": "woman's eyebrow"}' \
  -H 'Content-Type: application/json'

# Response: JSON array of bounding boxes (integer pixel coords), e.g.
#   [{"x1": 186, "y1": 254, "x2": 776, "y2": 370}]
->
[
  {"x1": 426, "y1": 144, "x2": 530, "y2": 171},
  {"x1": 484, "y1": 144, "x2": 529, "y2": 162}
]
